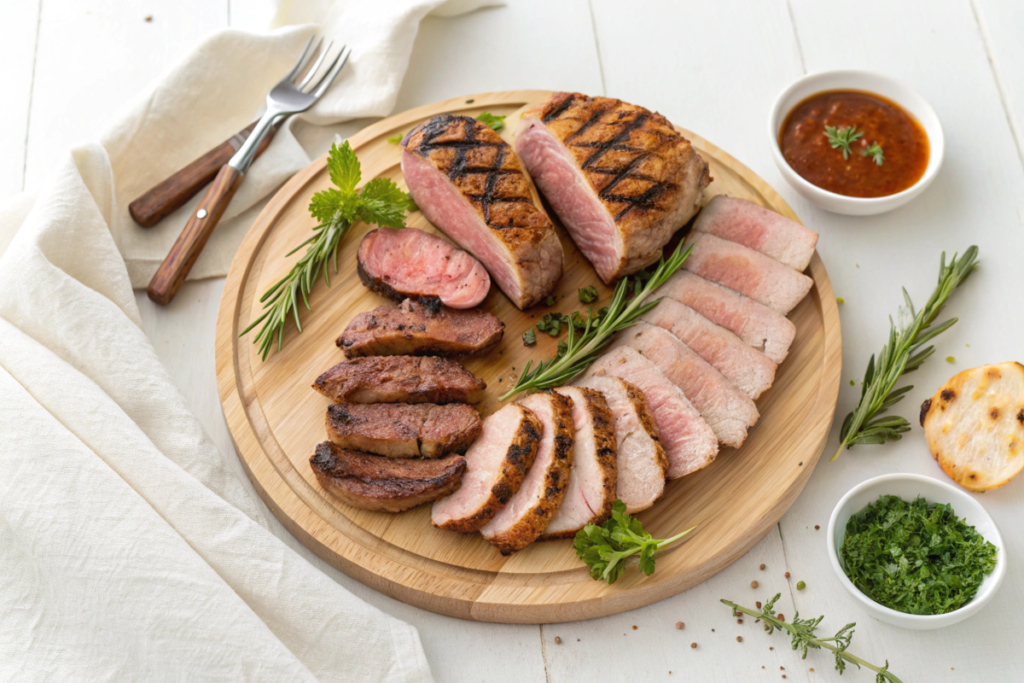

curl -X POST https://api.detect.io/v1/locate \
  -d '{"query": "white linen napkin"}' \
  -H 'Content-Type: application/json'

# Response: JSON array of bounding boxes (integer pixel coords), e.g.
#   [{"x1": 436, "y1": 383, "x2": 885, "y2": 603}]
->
[{"x1": 0, "y1": 1, "x2": 498, "y2": 680}]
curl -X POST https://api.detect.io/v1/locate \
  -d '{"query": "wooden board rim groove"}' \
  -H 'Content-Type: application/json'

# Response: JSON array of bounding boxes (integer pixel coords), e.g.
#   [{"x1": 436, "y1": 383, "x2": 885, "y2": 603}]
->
[{"x1": 216, "y1": 90, "x2": 842, "y2": 623}]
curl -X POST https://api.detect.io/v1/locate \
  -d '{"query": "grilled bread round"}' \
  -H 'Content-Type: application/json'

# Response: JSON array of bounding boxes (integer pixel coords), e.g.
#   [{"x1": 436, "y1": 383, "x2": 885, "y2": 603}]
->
[{"x1": 921, "y1": 362, "x2": 1024, "y2": 491}]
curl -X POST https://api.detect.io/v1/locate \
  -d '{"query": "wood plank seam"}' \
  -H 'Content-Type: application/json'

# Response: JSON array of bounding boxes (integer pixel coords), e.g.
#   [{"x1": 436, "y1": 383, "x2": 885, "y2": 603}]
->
[{"x1": 969, "y1": 0, "x2": 1024, "y2": 175}]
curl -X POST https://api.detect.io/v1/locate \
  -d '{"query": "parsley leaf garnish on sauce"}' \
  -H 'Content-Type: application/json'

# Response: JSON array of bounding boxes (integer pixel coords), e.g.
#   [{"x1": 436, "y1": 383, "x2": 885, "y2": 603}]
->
[
  {"x1": 862, "y1": 142, "x2": 885, "y2": 166},
  {"x1": 824, "y1": 125, "x2": 864, "y2": 160},
  {"x1": 476, "y1": 112, "x2": 506, "y2": 131}
]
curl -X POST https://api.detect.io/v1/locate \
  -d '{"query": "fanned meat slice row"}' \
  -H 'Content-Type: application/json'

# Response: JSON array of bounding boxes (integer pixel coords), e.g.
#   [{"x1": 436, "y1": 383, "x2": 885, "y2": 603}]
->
[
  {"x1": 693, "y1": 195, "x2": 818, "y2": 271},
  {"x1": 325, "y1": 402, "x2": 481, "y2": 458},
  {"x1": 313, "y1": 355, "x2": 486, "y2": 404}
]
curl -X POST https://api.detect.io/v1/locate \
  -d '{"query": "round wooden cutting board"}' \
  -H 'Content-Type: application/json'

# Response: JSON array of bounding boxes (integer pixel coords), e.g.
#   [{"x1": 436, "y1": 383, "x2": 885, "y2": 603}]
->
[{"x1": 216, "y1": 90, "x2": 842, "y2": 623}]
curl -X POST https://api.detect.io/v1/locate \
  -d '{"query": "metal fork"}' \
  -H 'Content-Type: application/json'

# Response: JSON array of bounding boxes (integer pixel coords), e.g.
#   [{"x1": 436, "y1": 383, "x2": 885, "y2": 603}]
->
[{"x1": 148, "y1": 37, "x2": 351, "y2": 305}]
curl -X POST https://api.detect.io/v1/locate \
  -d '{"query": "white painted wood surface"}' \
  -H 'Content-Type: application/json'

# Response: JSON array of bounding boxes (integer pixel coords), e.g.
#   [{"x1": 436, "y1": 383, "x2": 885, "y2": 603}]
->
[{"x1": 4, "y1": 1, "x2": 1023, "y2": 680}]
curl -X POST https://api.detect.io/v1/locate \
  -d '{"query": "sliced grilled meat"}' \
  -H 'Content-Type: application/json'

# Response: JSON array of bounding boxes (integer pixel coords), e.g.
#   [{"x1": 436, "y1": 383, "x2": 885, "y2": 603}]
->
[
  {"x1": 326, "y1": 402, "x2": 482, "y2": 458},
  {"x1": 356, "y1": 228, "x2": 491, "y2": 309},
  {"x1": 310, "y1": 442, "x2": 466, "y2": 513},
  {"x1": 313, "y1": 356, "x2": 486, "y2": 404},
  {"x1": 432, "y1": 403, "x2": 543, "y2": 533},
  {"x1": 401, "y1": 114, "x2": 563, "y2": 309},
  {"x1": 515, "y1": 92, "x2": 710, "y2": 284},
  {"x1": 539, "y1": 387, "x2": 617, "y2": 540},
  {"x1": 481, "y1": 391, "x2": 575, "y2": 554},
  {"x1": 337, "y1": 298, "x2": 504, "y2": 359}
]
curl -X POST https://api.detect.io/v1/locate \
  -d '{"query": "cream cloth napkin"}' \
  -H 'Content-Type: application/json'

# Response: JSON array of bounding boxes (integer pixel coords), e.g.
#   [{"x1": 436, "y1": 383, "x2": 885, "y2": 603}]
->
[{"x1": 0, "y1": 0, "x2": 498, "y2": 680}]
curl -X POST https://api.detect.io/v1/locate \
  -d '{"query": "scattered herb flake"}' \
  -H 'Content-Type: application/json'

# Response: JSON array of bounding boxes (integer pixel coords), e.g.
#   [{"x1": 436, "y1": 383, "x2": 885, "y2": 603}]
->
[
  {"x1": 477, "y1": 111, "x2": 506, "y2": 131},
  {"x1": 946, "y1": 355, "x2": 955, "y2": 363},
  {"x1": 535, "y1": 312, "x2": 563, "y2": 337},
  {"x1": 522, "y1": 329, "x2": 536, "y2": 346},
  {"x1": 465, "y1": 99, "x2": 475, "y2": 104},
  {"x1": 542, "y1": 294, "x2": 557, "y2": 307},
  {"x1": 579, "y1": 285, "x2": 599, "y2": 303},
  {"x1": 824, "y1": 125, "x2": 864, "y2": 160},
  {"x1": 836, "y1": 297, "x2": 845, "y2": 304},
  {"x1": 386, "y1": 134, "x2": 403, "y2": 144}
]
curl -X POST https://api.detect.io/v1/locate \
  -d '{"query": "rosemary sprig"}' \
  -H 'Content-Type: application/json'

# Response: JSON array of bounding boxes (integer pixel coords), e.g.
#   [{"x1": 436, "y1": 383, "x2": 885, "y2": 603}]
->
[
  {"x1": 240, "y1": 140, "x2": 413, "y2": 360},
  {"x1": 824, "y1": 125, "x2": 864, "y2": 160},
  {"x1": 833, "y1": 246, "x2": 978, "y2": 460},
  {"x1": 722, "y1": 596, "x2": 901, "y2": 682},
  {"x1": 500, "y1": 241, "x2": 692, "y2": 400}
]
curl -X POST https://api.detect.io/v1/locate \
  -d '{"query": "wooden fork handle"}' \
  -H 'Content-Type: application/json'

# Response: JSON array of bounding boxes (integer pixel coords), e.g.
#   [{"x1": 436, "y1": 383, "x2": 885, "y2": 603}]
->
[
  {"x1": 129, "y1": 121, "x2": 274, "y2": 227},
  {"x1": 147, "y1": 165, "x2": 243, "y2": 305}
]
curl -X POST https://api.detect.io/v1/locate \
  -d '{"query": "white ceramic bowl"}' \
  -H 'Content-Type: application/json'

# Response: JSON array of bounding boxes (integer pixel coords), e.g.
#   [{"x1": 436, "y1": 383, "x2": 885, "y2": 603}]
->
[
  {"x1": 769, "y1": 70, "x2": 944, "y2": 215},
  {"x1": 827, "y1": 473, "x2": 1005, "y2": 630}
]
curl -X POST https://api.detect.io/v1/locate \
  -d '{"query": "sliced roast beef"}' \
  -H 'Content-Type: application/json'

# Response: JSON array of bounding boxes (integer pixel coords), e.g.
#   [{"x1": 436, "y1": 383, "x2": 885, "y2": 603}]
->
[
  {"x1": 337, "y1": 299, "x2": 504, "y2": 358},
  {"x1": 641, "y1": 299, "x2": 777, "y2": 400},
  {"x1": 481, "y1": 391, "x2": 575, "y2": 554},
  {"x1": 431, "y1": 403, "x2": 542, "y2": 533},
  {"x1": 574, "y1": 376, "x2": 667, "y2": 513},
  {"x1": 313, "y1": 356, "x2": 486, "y2": 404},
  {"x1": 401, "y1": 114, "x2": 563, "y2": 309},
  {"x1": 613, "y1": 322, "x2": 758, "y2": 449},
  {"x1": 356, "y1": 228, "x2": 491, "y2": 309},
  {"x1": 539, "y1": 386, "x2": 617, "y2": 539},
  {"x1": 682, "y1": 233, "x2": 813, "y2": 314},
  {"x1": 583, "y1": 347, "x2": 718, "y2": 479},
  {"x1": 326, "y1": 402, "x2": 481, "y2": 458},
  {"x1": 310, "y1": 442, "x2": 466, "y2": 513},
  {"x1": 654, "y1": 270, "x2": 796, "y2": 364},
  {"x1": 515, "y1": 92, "x2": 710, "y2": 284},
  {"x1": 692, "y1": 195, "x2": 818, "y2": 271}
]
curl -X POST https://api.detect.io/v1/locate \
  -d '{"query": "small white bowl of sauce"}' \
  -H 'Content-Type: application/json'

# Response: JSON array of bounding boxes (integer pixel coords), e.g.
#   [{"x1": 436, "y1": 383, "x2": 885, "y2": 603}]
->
[{"x1": 769, "y1": 70, "x2": 944, "y2": 216}]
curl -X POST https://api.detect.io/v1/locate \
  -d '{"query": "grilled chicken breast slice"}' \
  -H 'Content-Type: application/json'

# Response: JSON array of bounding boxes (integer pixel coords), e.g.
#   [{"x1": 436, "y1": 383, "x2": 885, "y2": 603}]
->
[
  {"x1": 310, "y1": 442, "x2": 466, "y2": 513},
  {"x1": 313, "y1": 356, "x2": 486, "y2": 404},
  {"x1": 431, "y1": 403, "x2": 542, "y2": 533},
  {"x1": 574, "y1": 376, "x2": 667, "y2": 513},
  {"x1": 481, "y1": 391, "x2": 575, "y2": 554},
  {"x1": 693, "y1": 195, "x2": 818, "y2": 271},
  {"x1": 337, "y1": 299, "x2": 505, "y2": 359},
  {"x1": 326, "y1": 402, "x2": 482, "y2": 458},
  {"x1": 401, "y1": 114, "x2": 563, "y2": 309},
  {"x1": 539, "y1": 386, "x2": 618, "y2": 539},
  {"x1": 515, "y1": 92, "x2": 710, "y2": 284}
]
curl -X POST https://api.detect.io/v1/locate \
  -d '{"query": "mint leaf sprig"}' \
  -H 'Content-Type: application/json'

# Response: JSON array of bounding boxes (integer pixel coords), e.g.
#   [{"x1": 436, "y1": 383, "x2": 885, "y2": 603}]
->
[
  {"x1": 240, "y1": 140, "x2": 414, "y2": 360},
  {"x1": 722, "y1": 596, "x2": 902, "y2": 682}
]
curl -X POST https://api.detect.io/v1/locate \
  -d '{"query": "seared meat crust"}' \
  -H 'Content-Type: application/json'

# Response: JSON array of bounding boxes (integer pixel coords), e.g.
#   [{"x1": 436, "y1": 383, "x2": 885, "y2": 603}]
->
[
  {"x1": 326, "y1": 402, "x2": 482, "y2": 458},
  {"x1": 313, "y1": 355, "x2": 486, "y2": 404}
]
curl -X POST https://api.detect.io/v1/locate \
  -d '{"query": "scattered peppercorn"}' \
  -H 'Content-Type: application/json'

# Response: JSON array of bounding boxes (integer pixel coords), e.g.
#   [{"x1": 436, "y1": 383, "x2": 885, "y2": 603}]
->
[
  {"x1": 759, "y1": 564, "x2": 766, "y2": 570},
  {"x1": 144, "y1": 15, "x2": 153, "y2": 22},
  {"x1": 777, "y1": 614, "x2": 785, "y2": 622},
  {"x1": 751, "y1": 580, "x2": 759, "y2": 589},
  {"x1": 756, "y1": 601, "x2": 762, "y2": 609},
  {"x1": 797, "y1": 581, "x2": 806, "y2": 590},
  {"x1": 814, "y1": 525, "x2": 820, "y2": 530},
  {"x1": 810, "y1": 669, "x2": 814, "y2": 673},
  {"x1": 736, "y1": 636, "x2": 743, "y2": 642},
  {"x1": 632, "y1": 625, "x2": 637, "y2": 630},
  {"x1": 785, "y1": 572, "x2": 791, "y2": 579},
  {"x1": 770, "y1": 647, "x2": 774, "y2": 651},
  {"x1": 737, "y1": 618, "x2": 743, "y2": 624},
  {"x1": 554, "y1": 636, "x2": 561, "y2": 644},
  {"x1": 691, "y1": 642, "x2": 697, "y2": 649},
  {"x1": 676, "y1": 622, "x2": 685, "y2": 630}
]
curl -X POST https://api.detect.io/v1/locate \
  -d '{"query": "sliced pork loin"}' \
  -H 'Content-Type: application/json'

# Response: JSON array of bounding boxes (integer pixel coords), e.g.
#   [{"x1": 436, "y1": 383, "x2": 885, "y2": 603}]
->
[
  {"x1": 431, "y1": 403, "x2": 542, "y2": 533},
  {"x1": 516, "y1": 92, "x2": 710, "y2": 284},
  {"x1": 401, "y1": 114, "x2": 563, "y2": 309},
  {"x1": 655, "y1": 270, "x2": 796, "y2": 364},
  {"x1": 693, "y1": 195, "x2": 818, "y2": 271},
  {"x1": 574, "y1": 376, "x2": 667, "y2": 513},
  {"x1": 313, "y1": 356, "x2": 486, "y2": 404},
  {"x1": 539, "y1": 387, "x2": 618, "y2": 539},
  {"x1": 337, "y1": 299, "x2": 504, "y2": 358},
  {"x1": 682, "y1": 233, "x2": 813, "y2": 314},
  {"x1": 481, "y1": 391, "x2": 575, "y2": 554},
  {"x1": 326, "y1": 403, "x2": 481, "y2": 458},
  {"x1": 310, "y1": 442, "x2": 466, "y2": 513},
  {"x1": 583, "y1": 347, "x2": 717, "y2": 479},
  {"x1": 613, "y1": 322, "x2": 758, "y2": 449},
  {"x1": 356, "y1": 228, "x2": 491, "y2": 309},
  {"x1": 642, "y1": 298, "x2": 776, "y2": 400}
]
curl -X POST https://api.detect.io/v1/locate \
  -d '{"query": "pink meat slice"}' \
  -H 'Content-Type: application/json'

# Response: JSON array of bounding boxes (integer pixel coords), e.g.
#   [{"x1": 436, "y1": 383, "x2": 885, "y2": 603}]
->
[
  {"x1": 682, "y1": 233, "x2": 813, "y2": 314},
  {"x1": 583, "y1": 347, "x2": 717, "y2": 479},
  {"x1": 356, "y1": 228, "x2": 490, "y2": 309},
  {"x1": 654, "y1": 270, "x2": 796, "y2": 364},
  {"x1": 693, "y1": 195, "x2": 819, "y2": 271},
  {"x1": 613, "y1": 322, "x2": 759, "y2": 449},
  {"x1": 642, "y1": 298, "x2": 777, "y2": 400}
]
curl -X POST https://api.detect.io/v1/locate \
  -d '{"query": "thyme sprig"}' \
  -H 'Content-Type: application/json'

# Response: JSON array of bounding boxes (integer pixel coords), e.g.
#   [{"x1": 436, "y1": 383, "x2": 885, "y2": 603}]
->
[
  {"x1": 722, "y1": 596, "x2": 901, "y2": 682},
  {"x1": 833, "y1": 246, "x2": 978, "y2": 460},
  {"x1": 824, "y1": 125, "x2": 864, "y2": 160},
  {"x1": 500, "y1": 241, "x2": 691, "y2": 400}
]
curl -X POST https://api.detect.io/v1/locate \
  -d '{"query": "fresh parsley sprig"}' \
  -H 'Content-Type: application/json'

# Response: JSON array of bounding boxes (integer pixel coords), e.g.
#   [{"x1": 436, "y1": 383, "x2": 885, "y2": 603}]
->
[
  {"x1": 862, "y1": 142, "x2": 884, "y2": 166},
  {"x1": 722, "y1": 596, "x2": 901, "y2": 682},
  {"x1": 833, "y1": 246, "x2": 978, "y2": 460},
  {"x1": 500, "y1": 241, "x2": 691, "y2": 400},
  {"x1": 824, "y1": 125, "x2": 864, "y2": 160},
  {"x1": 574, "y1": 500, "x2": 694, "y2": 584},
  {"x1": 476, "y1": 111, "x2": 506, "y2": 131},
  {"x1": 240, "y1": 140, "x2": 414, "y2": 360}
]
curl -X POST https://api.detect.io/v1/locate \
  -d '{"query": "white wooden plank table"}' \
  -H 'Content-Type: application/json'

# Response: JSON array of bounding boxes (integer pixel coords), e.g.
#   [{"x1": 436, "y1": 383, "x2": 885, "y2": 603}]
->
[{"x1": 4, "y1": 1, "x2": 1023, "y2": 680}]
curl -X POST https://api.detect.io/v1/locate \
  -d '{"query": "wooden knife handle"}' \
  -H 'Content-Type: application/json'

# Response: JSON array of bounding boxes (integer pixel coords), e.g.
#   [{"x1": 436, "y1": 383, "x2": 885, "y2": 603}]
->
[
  {"x1": 147, "y1": 165, "x2": 243, "y2": 305},
  {"x1": 129, "y1": 121, "x2": 274, "y2": 227}
]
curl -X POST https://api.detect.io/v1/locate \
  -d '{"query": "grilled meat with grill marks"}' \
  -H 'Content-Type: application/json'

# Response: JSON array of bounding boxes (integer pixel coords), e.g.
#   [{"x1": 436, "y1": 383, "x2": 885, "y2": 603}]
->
[
  {"x1": 515, "y1": 92, "x2": 710, "y2": 284},
  {"x1": 337, "y1": 299, "x2": 504, "y2": 359},
  {"x1": 326, "y1": 402, "x2": 482, "y2": 458},
  {"x1": 313, "y1": 355, "x2": 486, "y2": 404},
  {"x1": 401, "y1": 114, "x2": 563, "y2": 309},
  {"x1": 310, "y1": 442, "x2": 466, "y2": 512}
]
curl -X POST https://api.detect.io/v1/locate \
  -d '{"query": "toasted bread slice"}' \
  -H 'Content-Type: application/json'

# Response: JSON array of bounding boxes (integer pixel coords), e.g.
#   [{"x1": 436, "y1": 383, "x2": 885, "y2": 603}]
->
[{"x1": 921, "y1": 362, "x2": 1024, "y2": 491}]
